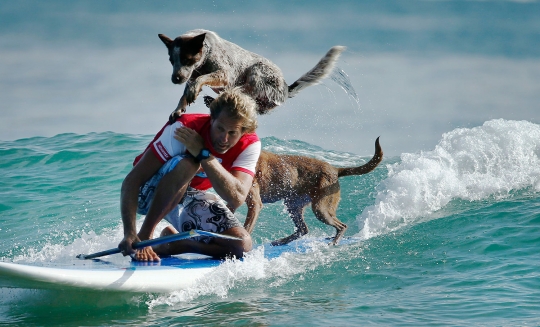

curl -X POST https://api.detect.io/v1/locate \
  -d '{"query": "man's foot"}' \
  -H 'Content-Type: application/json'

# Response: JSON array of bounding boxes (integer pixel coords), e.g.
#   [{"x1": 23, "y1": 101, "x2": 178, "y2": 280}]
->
[
  {"x1": 132, "y1": 246, "x2": 161, "y2": 262},
  {"x1": 160, "y1": 226, "x2": 177, "y2": 237}
]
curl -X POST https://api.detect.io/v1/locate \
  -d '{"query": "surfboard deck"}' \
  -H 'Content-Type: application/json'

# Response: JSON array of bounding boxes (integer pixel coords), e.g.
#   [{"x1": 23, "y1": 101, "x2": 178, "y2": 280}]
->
[
  {"x1": 0, "y1": 237, "x2": 357, "y2": 293},
  {"x1": 0, "y1": 253, "x2": 220, "y2": 293}
]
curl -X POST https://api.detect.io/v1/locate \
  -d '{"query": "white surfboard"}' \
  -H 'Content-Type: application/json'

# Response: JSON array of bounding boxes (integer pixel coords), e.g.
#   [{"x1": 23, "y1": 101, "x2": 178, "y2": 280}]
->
[
  {"x1": 0, "y1": 237, "x2": 355, "y2": 293},
  {"x1": 0, "y1": 254, "x2": 220, "y2": 293}
]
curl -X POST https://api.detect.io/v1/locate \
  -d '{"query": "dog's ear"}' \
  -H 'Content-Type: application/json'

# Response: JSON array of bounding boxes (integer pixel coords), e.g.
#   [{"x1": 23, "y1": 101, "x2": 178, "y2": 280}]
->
[
  {"x1": 158, "y1": 34, "x2": 173, "y2": 48},
  {"x1": 188, "y1": 33, "x2": 206, "y2": 53}
]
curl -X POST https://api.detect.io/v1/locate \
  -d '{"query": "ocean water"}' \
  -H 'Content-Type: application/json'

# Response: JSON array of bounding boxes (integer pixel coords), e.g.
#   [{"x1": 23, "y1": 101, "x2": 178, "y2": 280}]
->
[{"x1": 1, "y1": 118, "x2": 539, "y2": 326}]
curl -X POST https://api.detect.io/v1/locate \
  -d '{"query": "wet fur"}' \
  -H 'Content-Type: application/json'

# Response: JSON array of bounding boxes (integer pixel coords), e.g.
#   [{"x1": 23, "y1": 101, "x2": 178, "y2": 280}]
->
[
  {"x1": 244, "y1": 137, "x2": 383, "y2": 246},
  {"x1": 158, "y1": 29, "x2": 346, "y2": 122}
]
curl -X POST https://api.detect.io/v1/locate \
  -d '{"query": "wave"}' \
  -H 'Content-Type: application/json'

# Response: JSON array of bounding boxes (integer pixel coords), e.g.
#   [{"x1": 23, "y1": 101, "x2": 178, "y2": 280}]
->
[
  {"x1": 357, "y1": 119, "x2": 540, "y2": 239},
  {"x1": 261, "y1": 136, "x2": 375, "y2": 167}
]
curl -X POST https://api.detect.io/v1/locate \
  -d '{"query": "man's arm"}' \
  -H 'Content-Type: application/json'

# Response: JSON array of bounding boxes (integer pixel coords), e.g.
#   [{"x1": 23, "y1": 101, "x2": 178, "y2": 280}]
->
[
  {"x1": 173, "y1": 126, "x2": 255, "y2": 209},
  {"x1": 118, "y1": 151, "x2": 163, "y2": 255},
  {"x1": 201, "y1": 158, "x2": 254, "y2": 209}
]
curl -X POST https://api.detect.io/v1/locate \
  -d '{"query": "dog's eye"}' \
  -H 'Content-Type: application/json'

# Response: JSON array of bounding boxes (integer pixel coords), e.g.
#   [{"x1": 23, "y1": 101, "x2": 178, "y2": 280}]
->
[{"x1": 180, "y1": 55, "x2": 198, "y2": 66}]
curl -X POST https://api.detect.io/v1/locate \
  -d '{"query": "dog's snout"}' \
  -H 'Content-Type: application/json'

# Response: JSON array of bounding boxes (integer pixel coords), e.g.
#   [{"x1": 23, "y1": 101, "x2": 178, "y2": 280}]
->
[
  {"x1": 172, "y1": 74, "x2": 187, "y2": 84},
  {"x1": 172, "y1": 75, "x2": 181, "y2": 84}
]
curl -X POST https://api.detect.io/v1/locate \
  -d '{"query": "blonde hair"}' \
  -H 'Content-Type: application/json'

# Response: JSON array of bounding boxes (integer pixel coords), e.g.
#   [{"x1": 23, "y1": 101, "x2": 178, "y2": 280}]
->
[{"x1": 209, "y1": 87, "x2": 258, "y2": 133}]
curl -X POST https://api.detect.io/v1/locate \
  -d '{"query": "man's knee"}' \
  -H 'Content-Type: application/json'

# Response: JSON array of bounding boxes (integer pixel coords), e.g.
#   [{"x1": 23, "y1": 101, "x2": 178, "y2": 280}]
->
[
  {"x1": 223, "y1": 227, "x2": 253, "y2": 257},
  {"x1": 174, "y1": 156, "x2": 199, "y2": 174},
  {"x1": 166, "y1": 157, "x2": 200, "y2": 188},
  {"x1": 160, "y1": 226, "x2": 177, "y2": 237}
]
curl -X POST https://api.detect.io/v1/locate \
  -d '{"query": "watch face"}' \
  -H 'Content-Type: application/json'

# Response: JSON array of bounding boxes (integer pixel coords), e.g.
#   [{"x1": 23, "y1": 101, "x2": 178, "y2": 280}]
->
[{"x1": 202, "y1": 149, "x2": 210, "y2": 157}]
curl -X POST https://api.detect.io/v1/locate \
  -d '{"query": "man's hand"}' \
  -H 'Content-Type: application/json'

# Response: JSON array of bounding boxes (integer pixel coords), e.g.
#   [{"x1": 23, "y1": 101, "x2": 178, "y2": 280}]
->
[
  {"x1": 174, "y1": 126, "x2": 205, "y2": 157},
  {"x1": 118, "y1": 234, "x2": 160, "y2": 262},
  {"x1": 118, "y1": 233, "x2": 139, "y2": 257}
]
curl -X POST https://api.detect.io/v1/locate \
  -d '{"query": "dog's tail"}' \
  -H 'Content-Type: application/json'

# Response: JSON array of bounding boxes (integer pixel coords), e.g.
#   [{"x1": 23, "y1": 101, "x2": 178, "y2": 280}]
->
[
  {"x1": 287, "y1": 46, "x2": 346, "y2": 98},
  {"x1": 337, "y1": 137, "x2": 383, "y2": 178}
]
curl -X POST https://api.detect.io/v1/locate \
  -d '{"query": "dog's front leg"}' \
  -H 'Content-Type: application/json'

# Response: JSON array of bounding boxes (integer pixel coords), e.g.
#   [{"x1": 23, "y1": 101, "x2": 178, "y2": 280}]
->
[
  {"x1": 244, "y1": 183, "x2": 263, "y2": 234},
  {"x1": 168, "y1": 70, "x2": 229, "y2": 123},
  {"x1": 169, "y1": 95, "x2": 189, "y2": 123},
  {"x1": 169, "y1": 77, "x2": 203, "y2": 123},
  {"x1": 184, "y1": 70, "x2": 229, "y2": 106}
]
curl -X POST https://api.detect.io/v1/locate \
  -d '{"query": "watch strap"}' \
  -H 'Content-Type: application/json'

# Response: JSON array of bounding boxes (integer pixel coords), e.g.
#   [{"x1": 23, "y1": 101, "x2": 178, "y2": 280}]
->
[{"x1": 195, "y1": 148, "x2": 210, "y2": 163}]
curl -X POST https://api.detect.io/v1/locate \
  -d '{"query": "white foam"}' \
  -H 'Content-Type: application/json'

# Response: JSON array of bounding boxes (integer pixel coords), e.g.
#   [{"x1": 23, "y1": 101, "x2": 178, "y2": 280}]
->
[
  {"x1": 12, "y1": 229, "x2": 119, "y2": 263},
  {"x1": 9, "y1": 220, "x2": 342, "y2": 307},
  {"x1": 146, "y1": 240, "x2": 337, "y2": 308},
  {"x1": 11, "y1": 220, "x2": 169, "y2": 264},
  {"x1": 357, "y1": 119, "x2": 540, "y2": 238}
]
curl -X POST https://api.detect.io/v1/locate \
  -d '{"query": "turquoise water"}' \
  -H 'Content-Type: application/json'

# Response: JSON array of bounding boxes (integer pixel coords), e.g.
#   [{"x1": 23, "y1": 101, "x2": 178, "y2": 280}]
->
[{"x1": 1, "y1": 119, "x2": 539, "y2": 326}]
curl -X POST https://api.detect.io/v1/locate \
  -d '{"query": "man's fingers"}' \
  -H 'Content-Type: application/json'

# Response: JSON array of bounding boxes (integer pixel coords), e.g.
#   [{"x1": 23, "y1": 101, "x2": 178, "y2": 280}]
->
[
  {"x1": 174, "y1": 127, "x2": 192, "y2": 140},
  {"x1": 118, "y1": 238, "x2": 137, "y2": 257},
  {"x1": 176, "y1": 126, "x2": 195, "y2": 135},
  {"x1": 174, "y1": 127, "x2": 201, "y2": 149}
]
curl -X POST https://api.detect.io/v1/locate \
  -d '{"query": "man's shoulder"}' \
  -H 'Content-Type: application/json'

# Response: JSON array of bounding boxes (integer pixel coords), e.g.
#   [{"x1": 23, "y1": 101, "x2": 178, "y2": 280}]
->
[
  {"x1": 239, "y1": 132, "x2": 260, "y2": 145},
  {"x1": 231, "y1": 133, "x2": 260, "y2": 156},
  {"x1": 178, "y1": 114, "x2": 210, "y2": 127}
]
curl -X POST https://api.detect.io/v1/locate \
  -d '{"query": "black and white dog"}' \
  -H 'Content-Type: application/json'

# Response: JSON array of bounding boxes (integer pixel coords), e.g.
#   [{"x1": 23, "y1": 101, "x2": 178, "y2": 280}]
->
[{"x1": 158, "y1": 29, "x2": 346, "y2": 122}]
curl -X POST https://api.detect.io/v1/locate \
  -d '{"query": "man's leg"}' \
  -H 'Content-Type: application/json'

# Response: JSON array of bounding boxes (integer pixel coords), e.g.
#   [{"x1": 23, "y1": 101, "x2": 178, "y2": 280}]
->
[
  {"x1": 135, "y1": 157, "x2": 199, "y2": 261},
  {"x1": 154, "y1": 226, "x2": 252, "y2": 259},
  {"x1": 154, "y1": 191, "x2": 253, "y2": 259}
]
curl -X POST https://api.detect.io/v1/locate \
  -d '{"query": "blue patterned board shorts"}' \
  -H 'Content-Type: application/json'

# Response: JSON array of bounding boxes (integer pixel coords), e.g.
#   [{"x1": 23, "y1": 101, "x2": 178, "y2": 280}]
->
[{"x1": 137, "y1": 155, "x2": 242, "y2": 242}]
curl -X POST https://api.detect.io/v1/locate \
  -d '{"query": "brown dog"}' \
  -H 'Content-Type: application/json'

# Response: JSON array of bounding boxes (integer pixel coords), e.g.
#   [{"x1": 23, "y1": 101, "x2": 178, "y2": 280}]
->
[{"x1": 244, "y1": 137, "x2": 383, "y2": 245}]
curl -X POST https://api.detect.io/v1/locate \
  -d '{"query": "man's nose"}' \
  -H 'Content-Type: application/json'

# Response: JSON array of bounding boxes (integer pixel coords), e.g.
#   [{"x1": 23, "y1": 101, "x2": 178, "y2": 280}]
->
[{"x1": 220, "y1": 133, "x2": 228, "y2": 143}]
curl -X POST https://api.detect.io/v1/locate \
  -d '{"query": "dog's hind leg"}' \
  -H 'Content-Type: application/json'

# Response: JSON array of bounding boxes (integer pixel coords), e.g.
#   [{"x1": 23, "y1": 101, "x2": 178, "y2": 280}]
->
[
  {"x1": 203, "y1": 95, "x2": 215, "y2": 108},
  {"x1": 243, "y1": 61, "x2": 288, "y2": 114},
  {"x1": 271, "y1": 198, "x2": 310, "y2": 246},
  {"x1": 311, "y1": 193, "x2": 347, "y2": 246}
]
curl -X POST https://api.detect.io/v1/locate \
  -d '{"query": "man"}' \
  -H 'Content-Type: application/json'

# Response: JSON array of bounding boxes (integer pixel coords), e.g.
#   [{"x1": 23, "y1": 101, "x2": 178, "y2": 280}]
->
[{"x1": 118, "y1": 87, "x2": 260, "y2": 261}]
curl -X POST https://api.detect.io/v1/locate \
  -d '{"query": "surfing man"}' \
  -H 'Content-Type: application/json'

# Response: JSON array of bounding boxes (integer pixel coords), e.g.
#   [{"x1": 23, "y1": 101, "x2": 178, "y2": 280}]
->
[{"x1": 119, "y1": 87, "x2": 260, "y2": 261}]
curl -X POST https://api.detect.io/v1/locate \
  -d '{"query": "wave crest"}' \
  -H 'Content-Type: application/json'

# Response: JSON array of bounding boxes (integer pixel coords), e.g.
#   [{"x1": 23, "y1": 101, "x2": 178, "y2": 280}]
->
[{"x1": 358, "y1": 119, "x2": 540, "y2": 238}]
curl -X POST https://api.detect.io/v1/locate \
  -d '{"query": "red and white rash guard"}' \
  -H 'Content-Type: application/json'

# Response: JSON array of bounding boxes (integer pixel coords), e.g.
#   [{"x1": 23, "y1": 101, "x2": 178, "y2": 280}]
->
[{"x1": 134, "y1": 114, "x2": 261, "y2": 191}]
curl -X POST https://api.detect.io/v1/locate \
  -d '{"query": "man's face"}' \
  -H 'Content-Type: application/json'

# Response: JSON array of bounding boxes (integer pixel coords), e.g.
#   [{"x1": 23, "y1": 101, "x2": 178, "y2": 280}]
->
[{"x1": 210, "y1": 111, "x2": 245, "y2": 154}]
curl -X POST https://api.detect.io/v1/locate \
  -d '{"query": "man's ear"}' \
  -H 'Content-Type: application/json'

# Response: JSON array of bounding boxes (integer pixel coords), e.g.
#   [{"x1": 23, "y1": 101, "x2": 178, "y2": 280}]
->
[
  {"x1": 188, "y1": 33, "x2": 206, "y2": 53},
  {"x1": 158, "y1": 34, "x2": 173, "y2": 48}
]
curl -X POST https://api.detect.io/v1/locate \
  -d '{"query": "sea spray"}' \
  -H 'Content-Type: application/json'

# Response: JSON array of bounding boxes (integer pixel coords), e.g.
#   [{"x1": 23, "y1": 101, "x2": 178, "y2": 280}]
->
[
  {"x1": 330, "y1": 66, "x2": 361, "y2": 109},
  {"x1": 262, "y1": 137, "x2": 369, "y2": 166},
  {"x1": 146, "y1": 239, "x2": 342, "y2": 308},
  {"x1": 9, "y1": 220, "x2": 165, "y2": 264},
  {"x1": 357, "y1": 119, "x2": 540, "y2": 239}
]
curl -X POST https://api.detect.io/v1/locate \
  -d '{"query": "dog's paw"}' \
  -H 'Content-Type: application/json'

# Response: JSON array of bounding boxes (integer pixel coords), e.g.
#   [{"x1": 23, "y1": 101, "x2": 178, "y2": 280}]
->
[
  {"x1": 270, "y1": 238, "x2": 290, "y2": 246},
  {"x1": 168, "y1": 108, "x2": 185, "y2": 124},
  {"x1": 168, "y1": 112, "x2": 178, "y2": 124},
  {"x1": 203, "y1": 96, "x2": 215, "y2": 108}
]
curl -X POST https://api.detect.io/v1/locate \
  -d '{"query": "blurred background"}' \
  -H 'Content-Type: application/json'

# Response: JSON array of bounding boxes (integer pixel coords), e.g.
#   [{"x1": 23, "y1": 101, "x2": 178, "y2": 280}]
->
[{"x1": 1, "y1": 0, "x2": 539, "y2": 156}]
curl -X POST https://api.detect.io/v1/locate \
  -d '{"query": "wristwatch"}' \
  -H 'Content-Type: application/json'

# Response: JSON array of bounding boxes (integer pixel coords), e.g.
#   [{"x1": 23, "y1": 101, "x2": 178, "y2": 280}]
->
[{"x1": 195, "y1": 148, "x2": 211, "y2": 163}]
